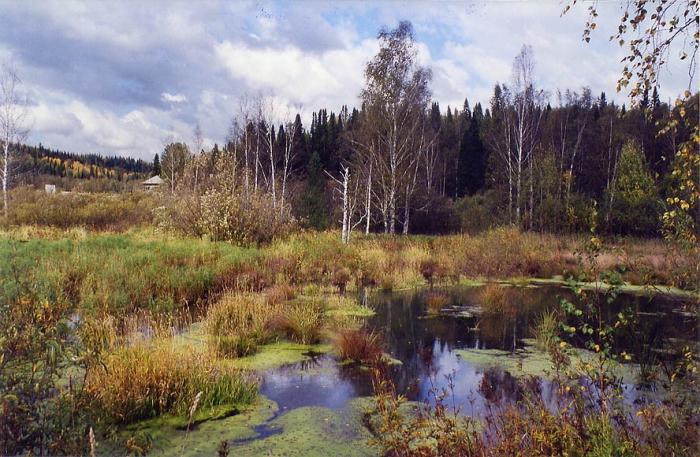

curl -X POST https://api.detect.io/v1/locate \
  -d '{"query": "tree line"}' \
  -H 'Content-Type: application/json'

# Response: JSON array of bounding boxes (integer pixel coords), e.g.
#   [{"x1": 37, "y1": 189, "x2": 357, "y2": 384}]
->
[
  {"x1": 157, "y1": 21, "x2": 696, "y2": 240},
  {"x1": 16, "y1": 143, "x2": 152, "y2": 180}
]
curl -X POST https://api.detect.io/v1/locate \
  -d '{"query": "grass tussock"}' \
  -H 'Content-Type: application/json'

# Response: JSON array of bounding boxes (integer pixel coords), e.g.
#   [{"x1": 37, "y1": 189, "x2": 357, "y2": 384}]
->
[
  {"x1": 206, "y1": 292, "x2": 281, "y2": 357},
  {"x1": 480, "y1": 284, "x2": 510, "y2": 316},
  {"x1": 532, "y1": 309, "x2": 560, "y2": 352},
  {"x1": 285, "y1": 300, "x2": 326, "y2": 344},
  {"x1": 424, "y1": 291, "x2": 451, "y2": 314},
  {"x1": 264, "y1": 283, "x2": 297, "y2": 305},
  {"x1": 206, "y1": 290, "x2": 327, "y2": 354},
  {"x1": 83, "y1": 341, "x2": 257, "y2": 424},
  {"x1": 277, "y1": 299, "x2": 326, "y2": 344},
  {"x1": 336, "y1": 329, "x2": 383, "y2": 364}
]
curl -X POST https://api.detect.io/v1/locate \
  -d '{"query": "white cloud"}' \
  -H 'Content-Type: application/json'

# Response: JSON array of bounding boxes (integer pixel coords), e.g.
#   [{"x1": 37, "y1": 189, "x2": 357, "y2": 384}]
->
[
  {"x1": 26, "y1": 88, "x2": 193, "y2": 159},
  {"x1": 215, "y1": 38, "x2": 377, "y2": 112},
  {"x1": 161, "y1": 92, "x2": 187, "y2": 103},
  {"x1": 2, "y1": 1, "x2": 696, "y2": 159}
]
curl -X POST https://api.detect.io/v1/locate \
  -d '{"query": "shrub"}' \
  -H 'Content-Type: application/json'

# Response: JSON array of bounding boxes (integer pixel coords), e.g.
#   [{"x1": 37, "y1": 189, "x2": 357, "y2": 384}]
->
[
  {"x1": 419, "y1": 259, "x2": 443, "y2": 289},
  {"x1": 0, "y1": 293, "x2": 87, "y2": 455},
  {"x1": 331, "y1": 267, "x2": 351, "y2": 294},
  {"x1": 454, "y1": 191, "x2": 502, "y2": 234},
  {"x1": 157, "y1": 189, "x2": 296, "y2": 245}
]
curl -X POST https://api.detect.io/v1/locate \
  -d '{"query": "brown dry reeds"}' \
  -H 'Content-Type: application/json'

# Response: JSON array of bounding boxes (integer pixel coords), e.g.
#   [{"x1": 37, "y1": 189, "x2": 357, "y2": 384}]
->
[{"x1": 335, "y1": 329, "x2": 383, "y2": 364}]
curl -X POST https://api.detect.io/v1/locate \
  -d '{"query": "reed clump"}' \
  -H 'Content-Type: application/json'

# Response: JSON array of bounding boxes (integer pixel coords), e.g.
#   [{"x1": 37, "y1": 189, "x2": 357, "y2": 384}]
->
[
  {"x1": 424, "y1": 291, "x2": 451, "y2": 314},
  {"x1": 480, "y1": 284, "x2": 509, "y2": 315},
  {"x1": 83, "y1": 341, "x2": 257, "y2": 424},
  {"x1": 336, "y1": 329, "x2": 383, "y2": 364},
  {"x1": 206, "y1": 292, "x2": 281, "y2": 357},
  {"x1": 270, "y1": 299, "x2": 327, "y2": 345}
]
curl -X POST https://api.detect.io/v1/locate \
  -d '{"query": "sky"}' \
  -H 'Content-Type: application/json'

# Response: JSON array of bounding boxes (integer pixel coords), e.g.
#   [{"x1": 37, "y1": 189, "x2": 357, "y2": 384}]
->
[{"x1": 0, "y1": 0, "x2": 695, "y2": 160}]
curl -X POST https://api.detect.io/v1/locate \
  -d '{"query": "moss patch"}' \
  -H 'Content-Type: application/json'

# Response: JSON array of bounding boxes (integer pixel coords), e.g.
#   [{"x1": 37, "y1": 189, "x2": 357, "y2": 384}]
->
[
  {"x1": 226, "y1": 341, "x2": 333, "y2": 371},
  {"x1": 322, "y1": 294, "x2": 377, "y2": 318},
  {"x1": 458, "y1": 278, "x2": 488, "y2": 287},
  {"x1": 111, "y1": 397, "x2": 279, "y2": 457},
  {"x1": 455, "y1": 344, "x2": 553, "y2": 379},
  {"x1": 118, "y1": 397, "x2": 376, "y2": 457},
  {"x1": 227, "y1": 397, "x2": 375, "y2": 457},
  {"x1": 455, "y1": 339, "x2": 639, "y2": 382},
  {"x1": 527, "y1": 277, "x2": 698, "y2": 299},
  {"x1": 173, "y1": 324, "x2": 333, "y2": 372},
  {"x1": 326, "y1": 305, "x2": 376, "y2": 318},
  {"x1": 124, "y1": 403, "x2": 242, "y2": 432}
]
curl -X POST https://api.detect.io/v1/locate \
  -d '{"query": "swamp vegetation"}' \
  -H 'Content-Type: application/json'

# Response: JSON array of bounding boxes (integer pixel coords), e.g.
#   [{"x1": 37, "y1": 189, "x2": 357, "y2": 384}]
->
[
  {"x1": 0, "y1": 218, "x2": 698, "y2": 455},
  {"x1": 0, "y1": 2, "x2": 698, "y2": 454}
]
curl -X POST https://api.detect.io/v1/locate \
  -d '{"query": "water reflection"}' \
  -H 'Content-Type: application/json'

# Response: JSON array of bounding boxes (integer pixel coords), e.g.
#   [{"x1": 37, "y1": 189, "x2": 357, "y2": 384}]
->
[{"x1": 259, "y1": 284, "x2": 696, "y2": 417}]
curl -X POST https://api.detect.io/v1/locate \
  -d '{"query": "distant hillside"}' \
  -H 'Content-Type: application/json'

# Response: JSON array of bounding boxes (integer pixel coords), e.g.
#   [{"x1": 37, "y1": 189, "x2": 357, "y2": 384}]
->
[{"x1": 12, "y1": 143, "x2": 154, "y2": 192}]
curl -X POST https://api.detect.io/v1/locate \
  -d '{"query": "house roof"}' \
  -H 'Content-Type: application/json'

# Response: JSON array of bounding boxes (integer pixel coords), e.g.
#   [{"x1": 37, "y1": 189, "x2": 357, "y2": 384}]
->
[{"x1": 142, "y1": 175, "x2": 164, "y2": 185}]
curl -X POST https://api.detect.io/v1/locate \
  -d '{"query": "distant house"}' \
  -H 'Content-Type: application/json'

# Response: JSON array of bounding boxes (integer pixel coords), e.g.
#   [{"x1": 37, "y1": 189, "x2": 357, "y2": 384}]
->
[
  {"x1": 142, "y1": 175, "x2": 164, "y2": 191},
  {"x1": 44, "y1": 184, "x2": 56, "y2": 194}
]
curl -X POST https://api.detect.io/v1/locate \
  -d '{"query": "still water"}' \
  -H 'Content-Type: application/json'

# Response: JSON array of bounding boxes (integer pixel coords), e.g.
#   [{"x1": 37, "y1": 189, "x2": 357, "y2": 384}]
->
[{"x1": 259, "y1": 284, "x2": 696, "y2": 415}]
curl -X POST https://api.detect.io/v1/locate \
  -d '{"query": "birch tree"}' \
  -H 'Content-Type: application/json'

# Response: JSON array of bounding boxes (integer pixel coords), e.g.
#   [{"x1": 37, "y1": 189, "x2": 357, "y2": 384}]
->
[
  {"x1": 259, "y1": 97, "x2": 277, "y2": 207},
  {"x1": 279, "y1": 118, "x2": 297, "y2": 213},
  {"x1": 161, "y1": 141, "x2": 189, "y2": 194},
  {"x1": 554, "y1": 89, "x2": 592, "y2": 214},
  {"x1": 487, "y1": 84, "x2": 515, "y2": 222},
  {"x1": 0, "y1": 65, "x2": 29, "y2": 219},
  {"x1": 327, "y1": 165, "x2": 363, "y2": 243},
  {"x1": 359, "y1": 20, "x2": 432, "y2": 234},
  {"x1": 228, "y1": 95, "x2": 257, "y2": 199},
  {"x1": 510, "y1": 45, "x2": 546, "y2": 226},
  {"x1": 192, "y1": 123, "x2": 204, "y2": 193}
]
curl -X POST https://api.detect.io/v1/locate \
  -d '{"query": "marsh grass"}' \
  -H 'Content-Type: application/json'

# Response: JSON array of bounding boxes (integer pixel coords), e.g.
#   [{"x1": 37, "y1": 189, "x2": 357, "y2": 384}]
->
[
  {"x1": 532, "y1": 309, "x2": 560, "y2": 352},
  {"x1": 84, "y1": 340, "x2": 257, "y2": 424},
  {"x1": 0, "y1": 232, "x2": 257, "y2": 316},
  {"x1": 206, "y1": 292, "x2": 281, "y2": 357},
  {"x1": 8, "y1": 188, "x2": 156, "y2": 231},
  {"x1": 270, "y1": 298, "x2": 326, "y2": 345},
  {"x1": 424, "y1": 291, "x2": 451, "y2": 314},
  {"x1": 336, "y1": 329, "x2": 383, "y2": 364},
  {"x1": 2, "y1": 227, "x2": 687, "y2": 325}
]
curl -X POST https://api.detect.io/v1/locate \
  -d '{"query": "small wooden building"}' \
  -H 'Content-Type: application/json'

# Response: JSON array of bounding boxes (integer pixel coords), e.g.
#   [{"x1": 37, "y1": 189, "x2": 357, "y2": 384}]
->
[{"x1": 142, "y1": 175, "x2": 164, "y2": 191}]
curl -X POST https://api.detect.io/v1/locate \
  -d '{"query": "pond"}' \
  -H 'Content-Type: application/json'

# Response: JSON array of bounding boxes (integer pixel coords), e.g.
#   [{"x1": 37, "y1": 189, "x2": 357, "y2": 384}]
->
[
  {"x1": 259, "y1": 284, "x2": 696, "y2": 416},
  {"x1": 169, "y1": 283, "x2": 697, "y2": 456}
]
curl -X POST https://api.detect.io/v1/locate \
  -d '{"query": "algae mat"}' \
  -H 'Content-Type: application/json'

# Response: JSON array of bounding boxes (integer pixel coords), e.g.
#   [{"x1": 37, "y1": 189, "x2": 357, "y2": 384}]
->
[
  {"x1": 454, "y1": 338, "x2": 639, "y2": 382},
  {"x1": 227, "y1": 399, "x2": 375, "y2": 457},
  {"x1": 137, "y1": 397, "x2": 375, "y2": 457}
]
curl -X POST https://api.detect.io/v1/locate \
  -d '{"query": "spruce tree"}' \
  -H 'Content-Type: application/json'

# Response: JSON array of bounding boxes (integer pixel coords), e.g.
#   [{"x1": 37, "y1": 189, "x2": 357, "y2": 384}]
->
[
  {"x1": 607, "y1": 140, "x2": 661, "y2": 235},
  {"x1": 458, "y1": 103, "x2": 486, "y2": 195},
  {"x1": 152, "y1": 153, "x2": 161, "y2": 176},
  {"x1": 299, "y1": 151, "x2": 328, "y2": 230}
]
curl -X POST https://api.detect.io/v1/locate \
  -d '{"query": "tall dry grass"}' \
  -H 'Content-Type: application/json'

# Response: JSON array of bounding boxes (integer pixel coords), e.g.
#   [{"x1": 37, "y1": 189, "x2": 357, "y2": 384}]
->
[
  {"x1": 8, "y1": 187, "x2": 156, "y2": 231},
  {"x1": 205, "y1": 292, "x2": 282, "y2": 357},
  {"x1": 335, "y1": 329, "x2": 383, "y2": 363},
  {"x1": 83, "y1": 341, "x2": 257, "y2": 424}
]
